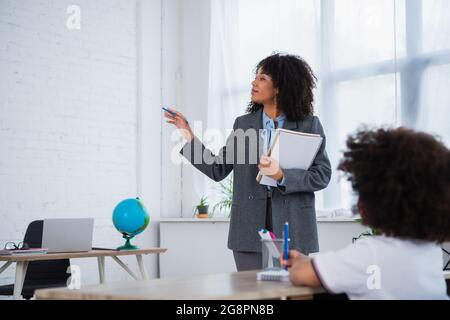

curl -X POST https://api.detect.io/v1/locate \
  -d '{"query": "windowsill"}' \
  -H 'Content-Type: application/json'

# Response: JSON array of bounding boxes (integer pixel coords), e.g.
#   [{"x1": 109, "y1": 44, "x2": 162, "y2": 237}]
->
[
  {"x1": 159, "y1": 218, "x2": 231, "y2": 223},
  {"x1": 159, "y1": 217, "x2": 359, "y2": 223}
]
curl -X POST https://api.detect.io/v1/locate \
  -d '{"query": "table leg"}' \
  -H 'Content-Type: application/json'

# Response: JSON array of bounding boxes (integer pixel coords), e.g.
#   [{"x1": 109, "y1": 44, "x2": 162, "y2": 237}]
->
[
  {"x1": 111, "y1": 256, "x2": 139, "y2": 280},
  {"x1": 20, "y1": 262, "x2": 29, "y2": 289},
  {"x1": 13, "y1": 261, "x2": 29, "y2": 300},
  {"x1": 136, "y1": 254, "x2": 148, "y2": 280},
  {"x1": 0, "y1": 262, "x2": 12, "y2": 275},
  {"x1": 97, "y1": 256, "x2": 105, "y2": 284}
]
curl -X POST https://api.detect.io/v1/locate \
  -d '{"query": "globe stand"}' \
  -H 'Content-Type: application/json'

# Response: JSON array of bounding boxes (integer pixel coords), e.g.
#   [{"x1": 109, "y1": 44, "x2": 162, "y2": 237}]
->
[{"x1": 117, "y1": 233, "x2": 138, "y2": 251}]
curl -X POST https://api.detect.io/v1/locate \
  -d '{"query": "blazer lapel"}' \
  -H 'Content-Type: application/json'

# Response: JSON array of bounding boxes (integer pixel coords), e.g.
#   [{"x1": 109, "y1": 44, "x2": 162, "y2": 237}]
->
[
  {"x1": 248, "y1": 109, "x2": 299, "y2": 130},
  {"x1": 282, "y1": 118, "x2": 299, "y2": 131},
  {"x1": 248, "y1": 109, "x2": 264, "y2": 160},
  {"x1": 248, "y1": 108, "x2": 263, "y2": 130}
]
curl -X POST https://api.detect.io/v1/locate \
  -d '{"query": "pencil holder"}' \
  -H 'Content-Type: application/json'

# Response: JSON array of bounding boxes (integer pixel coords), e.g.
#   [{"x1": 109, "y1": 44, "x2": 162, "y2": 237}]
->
[{"x1": 261, "y1": 238, "x2": 289, "y2": 270}]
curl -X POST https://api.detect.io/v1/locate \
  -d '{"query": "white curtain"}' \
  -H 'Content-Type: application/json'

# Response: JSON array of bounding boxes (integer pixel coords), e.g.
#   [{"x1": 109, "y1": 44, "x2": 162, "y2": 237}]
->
[
  {"x1": 200, "y1": 0, "x2": 450, "y2": 216},
  {"x1": 194, "y1": 0, "x2": 241, "y2": 216}
]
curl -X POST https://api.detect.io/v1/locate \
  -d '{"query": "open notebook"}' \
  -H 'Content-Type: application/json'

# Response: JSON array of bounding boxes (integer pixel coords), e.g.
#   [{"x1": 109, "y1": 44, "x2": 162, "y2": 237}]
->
[
  {"x1": 257, "y1": 128, "x2": 323, "y2": 187},
  {"x1": 256, "y1": 269, "x2": 290, "y2": 282}
]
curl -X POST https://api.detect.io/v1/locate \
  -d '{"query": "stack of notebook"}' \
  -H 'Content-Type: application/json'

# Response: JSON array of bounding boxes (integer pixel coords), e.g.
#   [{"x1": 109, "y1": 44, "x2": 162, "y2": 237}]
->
[{"x1": 256, "y1": 269, "x2": 290, "y2": 282}]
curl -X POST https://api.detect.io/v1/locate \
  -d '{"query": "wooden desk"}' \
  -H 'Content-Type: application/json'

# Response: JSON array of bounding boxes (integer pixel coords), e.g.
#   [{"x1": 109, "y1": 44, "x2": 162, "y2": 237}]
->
[
  {"x1": 35, "y1": 270, "x2": 324, "y2": 300},
  {"x1": 0, "y1": 248, "x2": 167, "y2": 300},
  {"x1": 35, "y1": 270, "x2": 450, "y2": 300}
]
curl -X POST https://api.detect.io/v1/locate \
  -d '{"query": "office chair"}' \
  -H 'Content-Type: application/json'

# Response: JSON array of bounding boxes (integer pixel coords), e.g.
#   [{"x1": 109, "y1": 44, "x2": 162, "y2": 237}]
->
[{"x1": 0, "y1": 220, "x2": 70, "y2": 299}]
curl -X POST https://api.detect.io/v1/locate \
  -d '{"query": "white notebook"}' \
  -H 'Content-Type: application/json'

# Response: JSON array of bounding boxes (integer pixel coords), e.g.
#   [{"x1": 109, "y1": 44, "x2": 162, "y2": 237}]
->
[
  {"x1": 256, "y1": 269, "x2": 290, "y2": 282},
  {"x1": 257, "y1": 129, "x2": 323, "y2": 186}
]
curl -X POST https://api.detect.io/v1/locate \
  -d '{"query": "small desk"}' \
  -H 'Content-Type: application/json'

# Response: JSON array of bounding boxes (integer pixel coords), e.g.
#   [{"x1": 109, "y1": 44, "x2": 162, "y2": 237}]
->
[
  {"x1": 35, "y1": 270, "x2": 324, "y2": 300},
  {"x1": 0, "y1": 248, "x2": 167, "y2": 300}
]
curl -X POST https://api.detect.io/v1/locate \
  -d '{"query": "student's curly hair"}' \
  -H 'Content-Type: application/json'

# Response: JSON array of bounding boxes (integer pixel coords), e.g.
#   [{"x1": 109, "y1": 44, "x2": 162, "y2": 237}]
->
[
  {"x1": 246, "y1": 53, "x2": 316, "y2": 121},
  {"x1": 338, "y1": 127, "x2": 450, "y2": 243}
]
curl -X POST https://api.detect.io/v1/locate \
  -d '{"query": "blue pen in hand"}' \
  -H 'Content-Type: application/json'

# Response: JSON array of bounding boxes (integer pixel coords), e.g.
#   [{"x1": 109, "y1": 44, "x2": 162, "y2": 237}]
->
[
  {"x1": 162, "y1": 107, "x2": 177, "y2": 117},
  {"x1": 283, "y1": 222, "x2": 289, "y2": 271},
  {"x1": 162, "y1": 107, "x2": 189, "y2": 125}
]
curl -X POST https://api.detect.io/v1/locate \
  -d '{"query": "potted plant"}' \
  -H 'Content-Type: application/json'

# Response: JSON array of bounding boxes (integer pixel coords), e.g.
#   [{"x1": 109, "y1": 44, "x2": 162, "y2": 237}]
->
[
  {"x1": 212, "y1": 176, "x2": 233, "y2": 218},
  {"x1": 194, "y1": 196, "x2": 209, "y2": 219}
]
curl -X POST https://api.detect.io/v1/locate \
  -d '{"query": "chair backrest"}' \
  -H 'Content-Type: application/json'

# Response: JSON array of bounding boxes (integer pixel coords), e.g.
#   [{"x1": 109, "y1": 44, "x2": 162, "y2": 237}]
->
[
  {"x1": 23, "y1": 220, "x2": 70, "y2": 283},
  {"x1": 443, "y1": 242, "x2": 450, "y2": 271}
]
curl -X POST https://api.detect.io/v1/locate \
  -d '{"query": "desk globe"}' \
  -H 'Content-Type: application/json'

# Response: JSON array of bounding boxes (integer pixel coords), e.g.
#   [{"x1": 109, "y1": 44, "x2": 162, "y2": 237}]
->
[{"x1": 112, "y1": 197, "x2": 150, "y2": 250}]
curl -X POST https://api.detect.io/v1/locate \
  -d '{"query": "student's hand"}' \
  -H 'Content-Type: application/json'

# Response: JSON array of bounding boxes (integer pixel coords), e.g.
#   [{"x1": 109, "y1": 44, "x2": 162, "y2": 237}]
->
[
  {"x1": 281, "y1": 249, "x2": 304, "y2": 269},
  {"x1": 258, "y1": 155, "x2": 284, "y2": 182},
  {"x1": 164, "y1": 107, "x2": 194, "y2": 143},
  {"x1": 281, "y1": 250, "x2": 321, "y2": 287}
]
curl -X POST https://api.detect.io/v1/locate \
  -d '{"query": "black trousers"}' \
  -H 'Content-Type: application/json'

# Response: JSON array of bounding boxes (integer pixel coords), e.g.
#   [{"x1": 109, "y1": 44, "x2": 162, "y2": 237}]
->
[{"x1": 265, "y1": 191, "x2": 273, "y2": 231}]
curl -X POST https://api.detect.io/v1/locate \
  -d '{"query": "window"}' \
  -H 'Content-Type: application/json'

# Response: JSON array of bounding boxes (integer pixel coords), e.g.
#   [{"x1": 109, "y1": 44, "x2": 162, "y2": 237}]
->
[{"x1": 214, "y1": 0, "x2": 450, "y2": 212}]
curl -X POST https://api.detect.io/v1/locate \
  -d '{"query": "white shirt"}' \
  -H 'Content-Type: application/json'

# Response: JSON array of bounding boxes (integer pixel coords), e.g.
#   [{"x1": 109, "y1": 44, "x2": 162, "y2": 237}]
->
[{"x1": 312, "y1": 235, "x2": 448, "y2": 300}]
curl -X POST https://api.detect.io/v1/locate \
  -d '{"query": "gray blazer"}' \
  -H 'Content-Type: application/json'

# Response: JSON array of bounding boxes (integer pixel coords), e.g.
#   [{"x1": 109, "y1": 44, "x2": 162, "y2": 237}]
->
[{"x1": 180, "y1": 108, "x2": 332, "y2": 254}]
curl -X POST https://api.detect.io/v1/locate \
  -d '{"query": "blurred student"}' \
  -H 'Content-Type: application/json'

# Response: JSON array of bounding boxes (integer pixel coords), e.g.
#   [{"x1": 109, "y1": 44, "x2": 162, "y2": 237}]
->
[{"x1": 283, "y1": 127, "x2": 450, "y2": 300}]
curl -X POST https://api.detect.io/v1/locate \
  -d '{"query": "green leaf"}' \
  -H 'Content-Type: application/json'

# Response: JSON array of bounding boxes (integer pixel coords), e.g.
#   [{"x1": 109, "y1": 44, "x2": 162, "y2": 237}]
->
[{"x1": 211, "y1": 176, "x2": 233, "y2": 217}]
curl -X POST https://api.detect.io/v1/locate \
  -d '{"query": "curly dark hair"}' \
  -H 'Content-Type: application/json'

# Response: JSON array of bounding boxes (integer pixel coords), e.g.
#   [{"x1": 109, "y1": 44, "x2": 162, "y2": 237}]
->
[
  {"x1": 338, "y1": 127, "x2": 450, "y2": 243},
  {"x1": 246, "y1": 53, "x2": 316, "y2": 121}
]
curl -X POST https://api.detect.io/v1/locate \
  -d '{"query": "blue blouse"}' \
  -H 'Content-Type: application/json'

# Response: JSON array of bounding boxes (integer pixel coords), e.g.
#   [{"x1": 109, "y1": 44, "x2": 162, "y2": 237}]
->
[{"x1": 261, "y1": 111, "x2": 286, "y2": 186}]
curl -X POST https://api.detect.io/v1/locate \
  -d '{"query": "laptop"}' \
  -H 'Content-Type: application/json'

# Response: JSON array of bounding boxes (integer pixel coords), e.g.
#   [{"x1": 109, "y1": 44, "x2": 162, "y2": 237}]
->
[{"x1": 42, "y1": 218, "x2": 94, "y2": 253}]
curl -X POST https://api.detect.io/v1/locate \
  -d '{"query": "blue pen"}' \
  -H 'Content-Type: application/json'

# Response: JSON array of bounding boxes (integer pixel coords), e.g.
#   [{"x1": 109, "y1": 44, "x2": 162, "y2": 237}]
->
[
  {"x1": 283, "y1": 222, "x2": 289, "y2": 270},
  {"x1": 162, "y1": 107, "x2": 177, "y2": 117}
]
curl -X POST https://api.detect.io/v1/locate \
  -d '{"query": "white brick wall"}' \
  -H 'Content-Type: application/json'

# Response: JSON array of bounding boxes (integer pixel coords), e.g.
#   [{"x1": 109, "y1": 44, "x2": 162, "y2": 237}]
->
[{"x1": 0, "y1": 0, "x2": 159, "y2": 295}]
